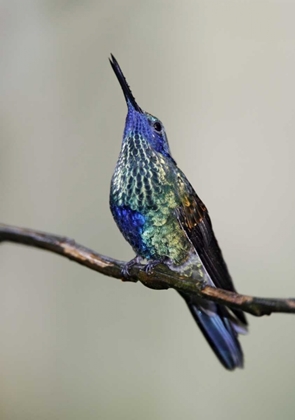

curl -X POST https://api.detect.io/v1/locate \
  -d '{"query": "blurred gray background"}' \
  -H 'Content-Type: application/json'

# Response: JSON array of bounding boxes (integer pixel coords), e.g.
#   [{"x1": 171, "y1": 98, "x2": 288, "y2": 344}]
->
[{"x1": 1, "y1": 1, "x2": 295, "y2": 419}]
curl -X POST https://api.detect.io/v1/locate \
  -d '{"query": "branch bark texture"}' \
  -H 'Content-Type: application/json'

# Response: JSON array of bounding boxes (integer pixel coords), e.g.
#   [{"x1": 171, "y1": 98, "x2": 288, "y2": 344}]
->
[{"x1": 1, "y1": 223, "x2": 294, "y2": 317}]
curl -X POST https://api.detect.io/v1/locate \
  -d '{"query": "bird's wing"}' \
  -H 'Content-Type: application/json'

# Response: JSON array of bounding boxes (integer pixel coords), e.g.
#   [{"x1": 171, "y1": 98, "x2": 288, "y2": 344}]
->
[{"x1": 175, "y1": 169, "x2": 247, "y2": 325}]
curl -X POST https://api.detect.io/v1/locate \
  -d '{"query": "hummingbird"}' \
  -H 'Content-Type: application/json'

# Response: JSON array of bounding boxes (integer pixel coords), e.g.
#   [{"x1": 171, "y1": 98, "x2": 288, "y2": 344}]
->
[{"x1": 109, "y1": 55, "x2": 247, "y2": 370}]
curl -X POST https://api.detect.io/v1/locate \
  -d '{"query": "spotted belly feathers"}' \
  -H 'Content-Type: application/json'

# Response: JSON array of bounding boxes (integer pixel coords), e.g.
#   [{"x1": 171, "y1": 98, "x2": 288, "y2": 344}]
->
[{"x1": 110, "y1": 134, "x2": 191, "y2": 263}]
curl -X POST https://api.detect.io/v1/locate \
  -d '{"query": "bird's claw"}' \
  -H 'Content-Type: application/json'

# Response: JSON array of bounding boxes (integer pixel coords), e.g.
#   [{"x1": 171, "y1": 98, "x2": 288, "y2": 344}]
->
[
  {"x1": 143, "y1": 258, "x2": 168, "y2": 275},
  {"x1": 122, "y1": 256, "x2": 169, "y2": 278},
  {"x1": 121, "y1": 265, "x2": 131, "y2": 278},
  {"x1": 121, "y1": 256, "x2": 142, "y2": 279}
]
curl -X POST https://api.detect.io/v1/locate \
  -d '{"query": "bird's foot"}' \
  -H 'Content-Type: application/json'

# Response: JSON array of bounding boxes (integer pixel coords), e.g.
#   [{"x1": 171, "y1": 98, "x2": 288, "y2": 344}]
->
[
  {"x1": 121, "y1": 255, "x2": 142, "y2": 278},
  {"x1": 144, "y1": 257, "x2": 169, "y2": 275}
]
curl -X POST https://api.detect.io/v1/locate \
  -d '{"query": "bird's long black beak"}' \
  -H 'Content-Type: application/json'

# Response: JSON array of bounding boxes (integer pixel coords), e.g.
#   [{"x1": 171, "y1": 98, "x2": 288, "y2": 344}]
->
[{"x1": 109, "y1": 54, "x2": 142, "y2": 113}]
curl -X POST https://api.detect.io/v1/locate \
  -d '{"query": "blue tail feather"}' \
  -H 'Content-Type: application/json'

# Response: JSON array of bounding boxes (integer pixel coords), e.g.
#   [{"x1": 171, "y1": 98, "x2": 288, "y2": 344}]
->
[{"x1": 184, "y1": 300, "x2": 244, "y2": 370}]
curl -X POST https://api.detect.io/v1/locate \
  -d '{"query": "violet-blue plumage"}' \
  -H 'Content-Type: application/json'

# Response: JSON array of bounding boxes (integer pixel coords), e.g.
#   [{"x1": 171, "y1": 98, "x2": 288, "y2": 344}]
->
[
  {"x1": 109, "y1": 54, "x2": 248, "y2": 370},
  {"x1": 111, "y1": 206, "x2": 148, "y2": 257},
  {"x1": 123, "y1": 105, "x2": 174, "y2": 159}
]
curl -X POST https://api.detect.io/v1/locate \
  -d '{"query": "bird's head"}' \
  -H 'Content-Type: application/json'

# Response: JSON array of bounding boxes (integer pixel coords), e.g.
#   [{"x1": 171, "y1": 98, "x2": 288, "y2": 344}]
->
[{"x1": 109, "y1": 54, "x2": 173, "y2": 159}]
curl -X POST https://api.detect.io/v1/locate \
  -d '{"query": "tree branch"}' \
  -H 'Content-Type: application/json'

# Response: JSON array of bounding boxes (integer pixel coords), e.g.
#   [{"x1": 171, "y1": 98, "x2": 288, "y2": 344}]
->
[{"x1": 0, "y1": 223, "x2": 294, "y2": 317}]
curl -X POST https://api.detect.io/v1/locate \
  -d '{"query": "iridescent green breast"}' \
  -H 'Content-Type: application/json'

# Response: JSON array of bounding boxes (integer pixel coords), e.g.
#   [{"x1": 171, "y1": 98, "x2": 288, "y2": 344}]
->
[{"x1": 110, "y1": 135, "x2": 192, "y2": 264}]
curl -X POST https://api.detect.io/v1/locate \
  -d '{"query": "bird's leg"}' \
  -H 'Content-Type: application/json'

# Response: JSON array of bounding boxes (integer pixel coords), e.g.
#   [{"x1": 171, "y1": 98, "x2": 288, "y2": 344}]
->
[
  {"x1": 121, "y1": 255, "x2": 143, "y2": 278},
  {"x1": 144, "y1": 257, "x2": 170, "y2": 275}
]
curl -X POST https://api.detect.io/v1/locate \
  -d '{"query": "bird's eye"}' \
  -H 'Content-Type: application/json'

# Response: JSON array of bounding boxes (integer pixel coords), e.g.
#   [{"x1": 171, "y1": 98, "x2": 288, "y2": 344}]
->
[{"x1": 153, "y1": 121, "x2": 162, "y2": 132}]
